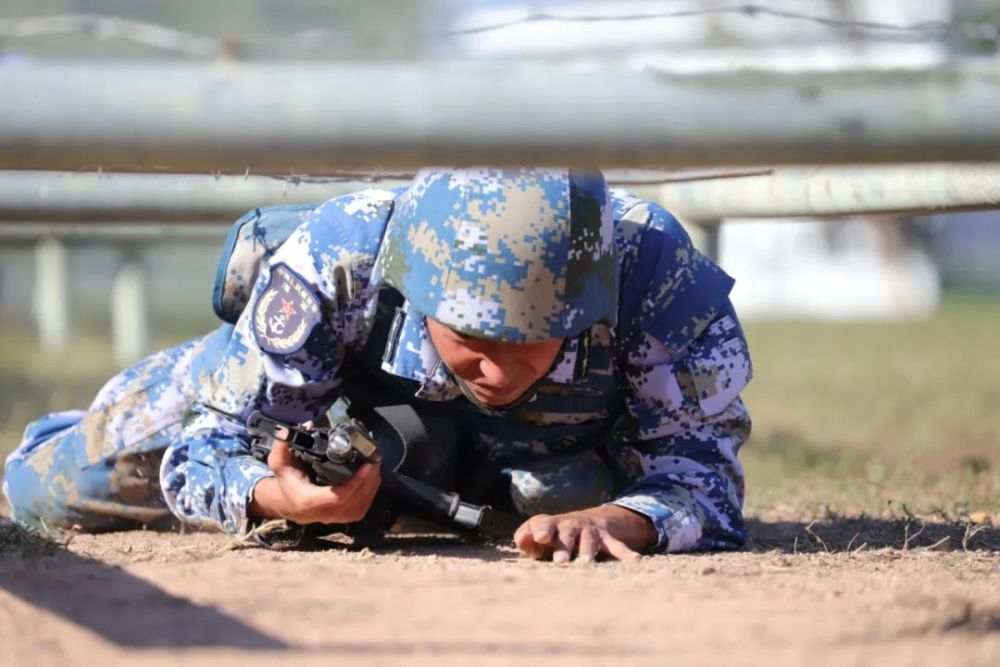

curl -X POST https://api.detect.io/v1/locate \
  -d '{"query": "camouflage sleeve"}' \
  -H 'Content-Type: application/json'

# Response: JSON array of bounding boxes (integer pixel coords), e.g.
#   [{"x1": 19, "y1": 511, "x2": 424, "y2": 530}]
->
[
  {"x1": 608, "y1": 199, "x2": 752, "y2": 552},
  {"x1": 609, "y1": 311, "x2": 752, "y2": 553},
  {"x1": 161, "y1": 192, "x2": 393, "y2": 534}
]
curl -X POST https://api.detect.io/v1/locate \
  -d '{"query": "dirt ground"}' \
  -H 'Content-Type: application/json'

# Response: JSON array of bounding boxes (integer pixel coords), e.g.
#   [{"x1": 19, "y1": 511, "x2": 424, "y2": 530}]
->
[{"x1": 1, "y1": 510, "x2": 998, "y2": 667}]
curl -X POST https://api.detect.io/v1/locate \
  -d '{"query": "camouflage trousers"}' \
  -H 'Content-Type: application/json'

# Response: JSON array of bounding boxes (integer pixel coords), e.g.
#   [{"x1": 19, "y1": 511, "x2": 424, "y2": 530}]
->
[{"x1": 3, "y1": 326, "x2": 615, "y2": 534}]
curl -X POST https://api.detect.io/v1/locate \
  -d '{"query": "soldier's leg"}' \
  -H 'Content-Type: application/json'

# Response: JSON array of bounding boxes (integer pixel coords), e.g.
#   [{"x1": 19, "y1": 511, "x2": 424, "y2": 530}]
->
[{"x1": 3, "y1": 325, "x2": 233, "y2": 531}]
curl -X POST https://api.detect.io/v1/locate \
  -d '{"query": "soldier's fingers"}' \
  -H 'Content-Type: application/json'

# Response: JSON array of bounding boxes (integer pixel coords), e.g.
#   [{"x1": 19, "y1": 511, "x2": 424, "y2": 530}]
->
[
  {"x1": 515, "y1": 517, "x2": 557, "y2": 560},
  {"x1": 551, "y1": 521, "x2": 581, "y2": 565},
  {"x1": 514, "y1": 521, "x2": 548, "y2": 560},
  {"x1": 332, "y1": 463, "x2": 380, "y2": 497},
  {"x1": 517, "y1": 536, "x2": 550, "y2": 561},
  {"x1": 267, "y1": 439, "x2": 294, "y2": 471},
  {"x1": 273, "y1": 463, "x2": 328, "y2": 513},
  {"x1": 277, "y1": 483, "x2": 331, "y2": 523},
  {"x1": 309, "y1": 484, "x2": 373, "y2": 524},
  {"x1": 279, "y1": 464, "x2": 380, "y2": 523},
  {"x1": 295, "y1": 478, "x2": 346, "y2": 508},
  {"x1": 350, "y1": 466, "x2": 383, "y2": 510},
  {"x1": 328, "y1": 488, "x2": 376, "y2": 523},
  {"x1": 599, "y1": 532, "x2": 643, "y2": 563},
  {"x1": 513, "y1": 520, "x2": 532, "y2": 547},
  {"x1": 530, "y1": 515, "x2": 557, "y2": 546},
  {"x1": 338, "y1": 467, "x2": 383, "y2": 517},
  {"x1": 269, "y1": 441, "x2": 314, "y2": 480},
  {"x1": 576, "y1": 525, "x2": 599, "y2": 564},
  {"x1": 513, "y1": 520, "x2": 536, "y2": 551}
]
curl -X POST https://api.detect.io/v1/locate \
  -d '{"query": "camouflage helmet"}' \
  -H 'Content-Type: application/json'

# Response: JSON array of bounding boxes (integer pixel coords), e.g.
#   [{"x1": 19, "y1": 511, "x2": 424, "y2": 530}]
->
[{"x1": 371, "y1": 167, "x2": 618, "y2": 343}]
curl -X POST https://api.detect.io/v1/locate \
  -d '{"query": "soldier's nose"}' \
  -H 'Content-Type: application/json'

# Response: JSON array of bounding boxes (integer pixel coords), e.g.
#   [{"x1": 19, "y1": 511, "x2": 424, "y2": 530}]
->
[{"x1": 478, "y1": 357, "x2": 514, "y2": 386}]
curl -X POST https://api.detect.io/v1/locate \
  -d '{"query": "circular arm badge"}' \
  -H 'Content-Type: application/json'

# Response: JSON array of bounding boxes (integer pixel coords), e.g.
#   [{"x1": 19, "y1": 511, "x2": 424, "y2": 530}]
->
[{"x1": 252, "y1": 264, "x2": 322, "y2": 355}]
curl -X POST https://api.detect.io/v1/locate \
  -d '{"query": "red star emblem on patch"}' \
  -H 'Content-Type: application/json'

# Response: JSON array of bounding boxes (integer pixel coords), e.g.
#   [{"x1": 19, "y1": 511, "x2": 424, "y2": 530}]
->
[{"x1": 279, "y1": 299, "x2": 297, "y2": 318}]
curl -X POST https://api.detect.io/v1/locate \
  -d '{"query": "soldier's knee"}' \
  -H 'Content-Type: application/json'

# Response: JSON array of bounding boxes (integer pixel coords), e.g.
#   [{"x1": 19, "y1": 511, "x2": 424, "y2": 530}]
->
[
  {"x1": 3, "y1": 412, "x2": 85, "y2": 529},
  {"x1": 4, "y1": 413, "x2": 132, "y2": 531},
  {"x1": 3, "y1": 453, "x2": 78, "y2": 530},
  {"x1": 509, "y1": 452, "x2": 616, "y2": 517}
]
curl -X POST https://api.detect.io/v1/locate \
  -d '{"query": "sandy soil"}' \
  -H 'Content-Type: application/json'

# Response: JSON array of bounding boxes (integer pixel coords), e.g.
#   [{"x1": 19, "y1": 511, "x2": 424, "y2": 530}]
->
[{"x1": 1, "y1": 515, "x2": 998, "y2": 667}]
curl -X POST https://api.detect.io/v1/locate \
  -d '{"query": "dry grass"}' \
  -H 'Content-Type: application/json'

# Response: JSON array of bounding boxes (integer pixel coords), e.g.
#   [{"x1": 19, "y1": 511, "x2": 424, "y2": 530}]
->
[
  {"x1": 0, "y1": 520, "x2": 59, "y2": 559},
  {"x1": 740, "y1": 294, "x2": 1000, "y2": 523}
]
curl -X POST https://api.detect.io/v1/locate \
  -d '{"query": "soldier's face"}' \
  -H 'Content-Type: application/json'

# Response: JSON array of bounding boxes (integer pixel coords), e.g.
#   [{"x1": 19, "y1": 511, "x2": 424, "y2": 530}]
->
[{"x1": 425, "y1": 317, "x2": 563, "y2": 407}]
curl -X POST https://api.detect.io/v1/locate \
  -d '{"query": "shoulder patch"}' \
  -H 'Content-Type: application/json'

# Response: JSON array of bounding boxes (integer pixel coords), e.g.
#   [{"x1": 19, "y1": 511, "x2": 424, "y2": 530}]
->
[{"x1": 252, "y1": 264, "x2": 321, "y2": 355}]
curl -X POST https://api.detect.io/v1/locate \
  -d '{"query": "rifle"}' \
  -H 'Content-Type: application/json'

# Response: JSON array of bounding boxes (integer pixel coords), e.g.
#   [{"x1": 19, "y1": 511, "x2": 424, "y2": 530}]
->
[{"x1": 246, "y1": 411, "x2": 520, "y2": 542}]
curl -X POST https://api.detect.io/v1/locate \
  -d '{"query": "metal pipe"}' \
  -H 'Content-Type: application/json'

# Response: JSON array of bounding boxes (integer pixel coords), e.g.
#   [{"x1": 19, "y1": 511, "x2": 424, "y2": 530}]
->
[
  {"x1": 0, "y1": 172, "x2": 398, "y2": 222},
  {"x1": 2, "y1": 164, "x2": 999, "y2": 226},
  {"x1": 660, "y1": 164, "x2": 1000, "y2": 221},
  {"x1": 0, "y1": 222, "x2": 228, "y2": 241},
  {"x1": 0, "y1": 169, "x2": 773, "y2": 223},
  {"x1": 4, "y1": 62, "x2": 1000, "y2": 172}
]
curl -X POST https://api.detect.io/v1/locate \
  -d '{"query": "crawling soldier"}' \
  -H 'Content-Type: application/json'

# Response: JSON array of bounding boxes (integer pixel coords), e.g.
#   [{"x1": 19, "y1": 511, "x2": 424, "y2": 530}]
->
[{"x1": 4, "y1": 168, "x2": 753, "y2": 563}]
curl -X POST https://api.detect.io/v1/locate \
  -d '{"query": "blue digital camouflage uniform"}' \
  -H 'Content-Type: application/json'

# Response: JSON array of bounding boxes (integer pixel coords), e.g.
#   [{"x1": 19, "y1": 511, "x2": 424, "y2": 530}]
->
[{"x1": 4, "y1": 168, "x2": 752, "y2": 553}]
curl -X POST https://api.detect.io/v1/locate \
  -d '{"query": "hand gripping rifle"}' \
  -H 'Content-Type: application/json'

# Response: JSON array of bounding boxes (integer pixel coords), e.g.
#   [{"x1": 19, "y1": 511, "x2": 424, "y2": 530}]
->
[{"x1": 246, "y1": 411, "x2": 520, "y2": 541}]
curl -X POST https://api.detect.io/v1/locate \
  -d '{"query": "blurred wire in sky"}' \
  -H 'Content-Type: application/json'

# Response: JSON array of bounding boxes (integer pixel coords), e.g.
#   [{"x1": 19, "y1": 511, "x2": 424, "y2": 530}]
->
[{"x1": 0, "y1": 1, "x2": 994, "y2": 61}]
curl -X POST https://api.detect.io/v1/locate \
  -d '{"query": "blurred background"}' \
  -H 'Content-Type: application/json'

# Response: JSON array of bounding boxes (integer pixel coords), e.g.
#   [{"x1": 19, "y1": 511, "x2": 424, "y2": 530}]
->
[{"x1": 1, "y1": 0, "x2": 998, "y2": 520}]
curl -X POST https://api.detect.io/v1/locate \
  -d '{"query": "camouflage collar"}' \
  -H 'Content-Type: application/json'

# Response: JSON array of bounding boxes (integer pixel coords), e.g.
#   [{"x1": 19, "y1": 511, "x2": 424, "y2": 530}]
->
[{"x1": 379, "y1": 298, "x2": 461, "y2": 402}]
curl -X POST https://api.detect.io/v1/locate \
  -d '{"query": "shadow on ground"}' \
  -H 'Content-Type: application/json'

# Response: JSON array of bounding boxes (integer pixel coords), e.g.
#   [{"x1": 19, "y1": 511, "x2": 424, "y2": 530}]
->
[
  {"x1": 0, "y1": 520, "x2": 290, "y2": 650},
  {"x1": 747, "y1": 515, "x2": 1000, "y2": 554},
  {"x1": 0, "y1": 521, "x2": 635, "y2": 656}
]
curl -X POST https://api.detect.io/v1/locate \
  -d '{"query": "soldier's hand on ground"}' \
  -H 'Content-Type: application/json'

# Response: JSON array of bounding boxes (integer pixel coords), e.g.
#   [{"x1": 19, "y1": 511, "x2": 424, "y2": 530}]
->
[
  {"x1": 514, "y1": 505, "x2": 656, "y2": 564},
  {"x1": 249, "y1": 439, "x2": 381, "y2": 525}
]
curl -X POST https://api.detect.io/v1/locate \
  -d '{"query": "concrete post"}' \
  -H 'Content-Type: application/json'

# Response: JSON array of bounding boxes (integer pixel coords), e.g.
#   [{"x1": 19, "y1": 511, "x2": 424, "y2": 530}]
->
[
  {"x1": 33, "y1": 237, "x2": 69, "y2": 352},
  {"x1": 111, "y1": 245, "x2": 149, "y2": 366}
]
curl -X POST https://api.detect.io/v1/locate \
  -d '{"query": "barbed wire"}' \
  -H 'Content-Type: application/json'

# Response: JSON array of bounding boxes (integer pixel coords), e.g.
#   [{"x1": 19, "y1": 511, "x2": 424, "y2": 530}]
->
[
  {"x1": 0, "y1": 14, "x2": 219, "y2": 58},
  {"x1": 67, "y1": 166, "x2": 776, "y2": 188},
  {"x1": 264, "y1": 168, "x2": 779, "y2": 188},
  {"x1": 448, "y1": 4, "x2": 952, "y2": 38},
  {"x1": 0, "y1": 6, "x2": 986, "y2": 59},
  {"x1": 256, "y1": 170, "x2": 413, "y2": 186}
]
